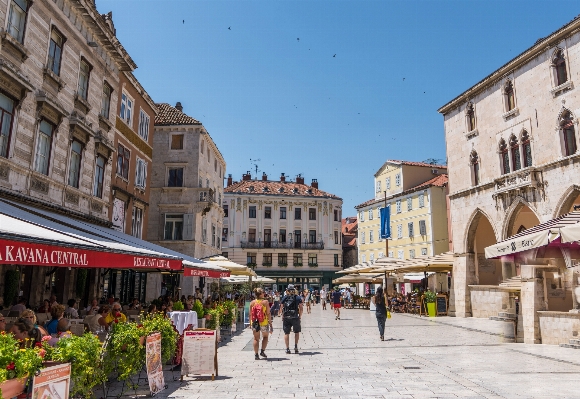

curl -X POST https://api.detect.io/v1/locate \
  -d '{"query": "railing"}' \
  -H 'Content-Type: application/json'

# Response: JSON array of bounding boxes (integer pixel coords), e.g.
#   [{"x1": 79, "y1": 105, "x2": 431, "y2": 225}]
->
[{"x1": 240, "y1": 240, "x2": 324, "y2": 250}]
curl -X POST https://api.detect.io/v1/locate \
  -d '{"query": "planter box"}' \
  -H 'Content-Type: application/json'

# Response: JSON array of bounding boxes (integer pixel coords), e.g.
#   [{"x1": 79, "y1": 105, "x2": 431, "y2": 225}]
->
[
  {"x1": 0, "y1": 377, "x2": 27, "y2": 398},
  {"x1": 198, "y1": 318, "x2": 206, "y2": 328}
]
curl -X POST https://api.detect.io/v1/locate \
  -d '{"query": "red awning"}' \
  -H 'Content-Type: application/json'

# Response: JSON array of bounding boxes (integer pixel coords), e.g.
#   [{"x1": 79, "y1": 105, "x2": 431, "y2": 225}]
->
[
  {"x1": 0, "y1": 238, "x2": 182, "y2": 271},
  {"x1": 183, "y1": 266, "x2": 230, "y2": 279}
]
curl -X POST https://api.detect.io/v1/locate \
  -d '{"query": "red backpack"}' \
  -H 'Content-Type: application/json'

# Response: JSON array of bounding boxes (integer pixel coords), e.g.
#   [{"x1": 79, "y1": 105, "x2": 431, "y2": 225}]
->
[{"x1": 251, "y1": 301, "x2": 265, "y2": 323}]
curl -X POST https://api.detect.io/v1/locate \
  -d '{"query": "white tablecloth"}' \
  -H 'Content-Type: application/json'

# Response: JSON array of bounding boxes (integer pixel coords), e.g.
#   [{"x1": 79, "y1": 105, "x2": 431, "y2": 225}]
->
[{"x1": 168, "y1": 311, "x2": 198, "y2": 335}]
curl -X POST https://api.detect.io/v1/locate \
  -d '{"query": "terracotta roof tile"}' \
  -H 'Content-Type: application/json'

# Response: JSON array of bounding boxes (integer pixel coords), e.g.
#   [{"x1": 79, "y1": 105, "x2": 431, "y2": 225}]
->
[
  {"x1": 388, "y1": 160, "x2": 448, "y2": 169},
  {"x1": 154, "y1": 103, "x2": 202, "y2": 126},
  {"x1": 224, "y1": 180, "x2": 341, "y2": 199}
]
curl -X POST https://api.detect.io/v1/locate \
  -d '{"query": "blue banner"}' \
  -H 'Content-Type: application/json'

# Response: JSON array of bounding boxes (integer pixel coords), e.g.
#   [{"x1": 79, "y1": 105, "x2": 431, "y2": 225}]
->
[{"x1": 380, "y1": 205, "x2": 391, "y2": 239}]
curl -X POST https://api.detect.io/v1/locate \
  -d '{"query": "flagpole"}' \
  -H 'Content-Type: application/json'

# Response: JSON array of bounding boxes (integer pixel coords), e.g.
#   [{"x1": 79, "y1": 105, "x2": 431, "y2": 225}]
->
[{"x1": 384, "y1": 191, "x2": 388, "y2": 296}]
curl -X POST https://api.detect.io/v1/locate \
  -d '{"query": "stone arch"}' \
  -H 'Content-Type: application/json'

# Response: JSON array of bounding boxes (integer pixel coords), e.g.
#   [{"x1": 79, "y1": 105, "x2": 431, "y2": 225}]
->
[
  {"x1": 552, "y1": 185, "x2": 580, "y2": 217},
  {"x1": 502, "y1": 197, "x2": 541, "y2": 240},
  {"x1": 464, "y1": 208, "x2": 498, "y2": 253}
]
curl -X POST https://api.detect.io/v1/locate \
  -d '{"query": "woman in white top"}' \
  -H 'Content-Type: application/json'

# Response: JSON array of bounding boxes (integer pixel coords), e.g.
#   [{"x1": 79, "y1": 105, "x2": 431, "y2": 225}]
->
[{"x1": 85, "y1": 305, "x2": 110, "y2": 333}]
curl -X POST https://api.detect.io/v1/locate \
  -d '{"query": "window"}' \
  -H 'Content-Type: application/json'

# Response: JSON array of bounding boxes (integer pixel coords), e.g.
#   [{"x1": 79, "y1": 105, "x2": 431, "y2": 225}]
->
[
  {"x1": 376, "y1": 180, "x2": 381, "y2": 192},
  {"x1": 34, "y1": 120, "x2": 54, "y2": 175},
  {"x1": 294, "y1": 230, "x2": 301, "y2": 248},
  {"x1": 0, "y1": 92, "x2": 15, "y2": 158},
  {"x1": 560, "y1": 111, "x2": 577, "y2": 156},
  {"x1": 278, "y1": 253, "x2": 288, "y2": 266},
  {"x1": 309, "y1": 208, "x2": 316, "y2": 220},
  {"x1": 368, "y1": 209, "x2": 373, "y2": 220},
  {"x1": 248, "y1": 228, "x2": 256, "y2": 243},
  {"x1": 334, "y1": 231, "x2": 339, "y2": 244},
  {"x1": 553, "y1": 49, "x2": 568, "y2": 86},
  {"x1": 361, "y1": 255, "x2": 366, "y2": 262},
  {"x1": 77, "y1": 59, "x2": 91, "y2": 100},
  {"x1": 171, "y1": 134, "x2": 183, "y2": 150},
  {"x1": 395, "y1": 173, "x2": 401, "y2": 187},
  {"x1": 116, "y1": 144, "x2": 130, "y2": 179},
  {"x1": 279, "y1": 229, "x2": 286, "y2": 243},
  {"x1": 200, "y1": 140, "x2": 204, "y2": 154},
  {"x1": 264, "y1": 206, "x2": 272, "y2": 219},
  {"x1": 211, "y1": 224, "x2": 216, "y2": 247},
  {"x1": 407, "y1": 198, "x2": 412, "y2": 211},
  {"x1": 361, "y1": 231, "x2": 365, "y2": 244},
  {"x1": 418, "y1": 193, "x2": 425, "y2": 208},
  {"x1": 263, "y1": 253, "x2": 272, "y2": 266},
  {"x1": 264, "y1": 229, "x2": 271, "y2": 247},
  {"x1": 334, "y1": 209, "x2": 339, "y2": 221},
  {"x1": 397, "y1": 250, "x2": 404, "y2": 259},
  {"x1": 334, "y1": 255, "x2": 339, "y2": 266},
  {"x1": 279, "y1": 206, "x2": 287, "y2": 219},
  {"x1": 470, "y1": 151, "x2": 480, "y2": 186},
  {"x1": 199, "y1": 191, "x2": 207, "y2": 202},
  {"x1": 249, "y1": 206, "x2": 256, "y2": 218},
  {"x1": 504, "y1": 80, "x2": 515, "y2": 112},
  {"x1": 293, "y1": 253, "x2": 302, "y2": 266},
  {"x1": 522, "y1": 130, "x2": 532, "y2": 168},
  {"x1": 409, "y1": 249, "x2": 416, "y2": 259},
  {"x1": 309, "y1": 230, "x2": 316, "y2": 244},
  {"x1": 135, "y1": 158, "x2": 147, "y2": 189},
  {"x1": 369, "y1": 231, "x2": 374, "y2": 243},
  {"x1": 466, "y1": 102, "x2": 476, "y2": 131},
  {"x1": 308, "y1": 253, "x2": 317, "y2": 266},
  {"x1": 388, "y1": 251, "x2": 393, "y2": 258},
  {"x1": 247, "y1": 253, "x2": 257, "y2": 265},
  {"x1": 222, "y1": 227, "x2": 228, "y2": 241},
  {"x1": 167, "y1": 167, "x2": 183, "y2": 187},
  {"x1": 67, "y1": 140, "x2": 82, "y2": 188},
  {"x1": 510, "y1": 135, "x2": 521, "y2": 171},
  {"x1": 397, "y1": 224, "x2": 402, "y2": 239},
  {"x1": 499, "y1": 139, "x2": 510, "y2": 174},
  {"x1": 223, "y1": 205, "x2": 228, "y2": 218},
  {"x1": 93, "y1": 155, "x2": 106, "y2": 198},
  {"x1": 131, "y1": 207, "x2": 143, "y2": 239},
  {"x1": 421, "y1": 248, "x2": 427, "y2": 256},
  {"x1": 370, "y1": 253, "x2": 375, "y2": 262},
  {"x1": 119, "y1": 92, "x2": 133, "y2": 125},
  {"x1": 419, "y1": 220, "x2": 427, "y2": 236},
  {"x1": 408, "y1": 222, "x2": 414, "y2": 237},
  {"x1": 138, "y1": 110, "x2": 150, "y2": 141},
  {"x1": 101, "y1": 83, "x2": 112, "y2": 118},
  {"x1": 359, "y1": 210, "x2": 364, "y2": 222},
  {"x1": 295, "y1": 207, "x2": 301, "y2": 220},
  {"x1": 396, "y1": 200, "x2": 401, "y2": 213},
  {"x1": 386, "y1": 177, "x2": 391, "y2": 190},
  {"x1": 7, "y1": 0, "x2": 29, "y2": 43},
  {"x1": 47, "y1": 28, "x2": 64, "y2": 75},
  {"x1": 164, "y1": 214, "x2": 183, "y2": 240}
]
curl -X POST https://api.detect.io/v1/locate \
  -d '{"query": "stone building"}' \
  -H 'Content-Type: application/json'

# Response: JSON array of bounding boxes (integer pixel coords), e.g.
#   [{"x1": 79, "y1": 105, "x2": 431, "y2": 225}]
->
[
  {"x1": 223, "y1": 173, "x2": 343, "y2": 291},
  {"x1": 0, "y1": 0, "x2": 135, "y2": 306},
  {"x1": 438, "y1": 14, "x2": 580, "y2": 343},
  {"x1": 342, "y1": 217, "x2": 358, "y2": 268},
  {"x1": 147, "y1": 102, "x2": 226, "y2": 296}
]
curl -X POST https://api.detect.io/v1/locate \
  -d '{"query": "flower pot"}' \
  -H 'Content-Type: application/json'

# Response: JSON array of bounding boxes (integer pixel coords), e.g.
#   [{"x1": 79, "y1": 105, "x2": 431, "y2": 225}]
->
[
  {"x1": 198, "y1": 318, "x2": 206, "y2": 329},
  {"x1": 427, "y1": 302, "x2": 436, "y2": 317},
  {"x1": 0, "y1": 377, "x2": 27, "y2": 398}
]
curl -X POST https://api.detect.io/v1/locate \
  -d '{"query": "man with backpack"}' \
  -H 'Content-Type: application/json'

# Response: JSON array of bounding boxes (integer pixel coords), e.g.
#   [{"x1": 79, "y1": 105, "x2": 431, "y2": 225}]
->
[{"x1": 278, "y1": 284, "x2": 303, "y2": 354}]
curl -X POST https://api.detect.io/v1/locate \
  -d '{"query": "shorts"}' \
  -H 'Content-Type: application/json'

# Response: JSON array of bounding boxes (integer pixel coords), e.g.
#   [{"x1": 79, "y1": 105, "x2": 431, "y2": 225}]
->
[
  {"x1": 333, "y1": 303, "x2": 341, "y2": 309},
  {"x1": 259, "y1": 325, "x2": 269, "y2": 333},
  {"x1": 282, "y1": 318, "x2": 301, "y2": 334}
]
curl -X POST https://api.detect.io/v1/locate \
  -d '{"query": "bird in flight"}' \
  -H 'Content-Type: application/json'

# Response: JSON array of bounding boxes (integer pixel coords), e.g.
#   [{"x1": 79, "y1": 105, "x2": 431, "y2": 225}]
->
[
  {"x1": 403, "y1": 78, "x2": 405, "y2": 80},
  {"x1": 333, "y1": 54, "x2": 336, "y2": 57},
  {"x1": 182, "y1": 20, "x2": 184, "y2": 24},
  {"x1": 228, "y1": 26, "x2": 231, "y2": 30},
  {"x1": 297, "y1": 38, "x2": 300, "y2": 41}
]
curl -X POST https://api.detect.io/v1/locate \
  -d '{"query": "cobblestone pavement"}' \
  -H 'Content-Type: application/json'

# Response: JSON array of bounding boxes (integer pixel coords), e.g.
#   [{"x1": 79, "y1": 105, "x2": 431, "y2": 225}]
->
[{"x1": 106, "y1": 305, "x2": 580, "y2": 398}]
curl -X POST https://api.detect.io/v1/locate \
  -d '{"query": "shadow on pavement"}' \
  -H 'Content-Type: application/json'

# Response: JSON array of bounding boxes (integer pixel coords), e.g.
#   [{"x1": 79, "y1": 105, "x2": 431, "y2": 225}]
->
[{"x1": 297, "y1": 351, "x2": 323, "y2": 356}]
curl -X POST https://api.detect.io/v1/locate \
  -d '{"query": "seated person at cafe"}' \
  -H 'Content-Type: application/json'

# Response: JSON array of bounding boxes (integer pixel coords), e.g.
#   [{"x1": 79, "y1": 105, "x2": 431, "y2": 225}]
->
[
  {"x1": 11, "y1": 297, "x2": 27, "y2": 312},
  {"x1": 128, "y1": 298, "x2": 141, "y2": 310},
  {"x1": 65, "y1": 298, "x2": 79, "y2": 319},
  {"x1": 45, "y1": 304, "x2": 65, "y2": 335},
  {"x1": 47, "y1": 318, "x2": 72, "y2": 347},
  {"x1": 85, "y1": 298, "x2": 100, "y2": 315},
  {"x1": 20, "y1": 309, "x2": 49, "y2": 336},
  {"x1": 105, "y1": 303, "x2": 127, "y2": 324},
  {"x1": 37, "y1": 299, "x2": 51, "y2": 314},
  {"x1": 10, "y1": 318, "x2": 43, "y2": 347},
  {"x1": 85, "y1": 305, "x2": 110, "y2": 333}
]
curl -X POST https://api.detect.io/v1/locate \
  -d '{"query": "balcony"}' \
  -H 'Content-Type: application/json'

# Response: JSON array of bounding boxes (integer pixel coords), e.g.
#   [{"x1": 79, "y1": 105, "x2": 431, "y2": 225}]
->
[
  {"x1": 240, "y1": 240, "x2": 324, "y2": 250},
  {"x1": 493, "y1": 168, "x2": 542, "y2": 198}
]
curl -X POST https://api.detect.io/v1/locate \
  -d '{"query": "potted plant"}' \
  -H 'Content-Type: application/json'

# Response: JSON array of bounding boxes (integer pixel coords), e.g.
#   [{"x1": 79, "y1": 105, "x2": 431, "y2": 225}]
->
[
  {"x1": 141, "y1": 313, "x2": 178, "y2": 363},
  {"x1": 206, "y1": 307, "x2": 221, "y2": 331},
  {"x1": 0, "y1": 332, "x2": 44, "y2": 399},
  {"x1": 221, "y1": 300, "x2": 236, "y2": 328},
  {"x1": 192, "y1": 300, "x2": 205, "y2": 327},
  {"x1": 172, "y1": 300, "x2": 185, "y2": 311},
  {"x1": 424, "y1": 290, "x2": 437, "y2": 317},
  {"x1": 104, "y1": 322, "x2": 147, "y2": 387}
]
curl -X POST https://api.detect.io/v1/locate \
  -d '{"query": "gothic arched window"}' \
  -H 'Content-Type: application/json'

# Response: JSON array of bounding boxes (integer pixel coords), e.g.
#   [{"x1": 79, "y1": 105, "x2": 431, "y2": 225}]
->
[
  {"x1": 499, "y1": 139, "x2": 510, "y2": 174},
  {"x1": 553, "y1": 49, "x2": 568, "y2": 86},
  {"x1": 510, "y1": 135, "x2": 521, "y2": 171},
  {"x1": 560, "y1": 111, "x2": 577, "y2": 156},
  {"x1": 521, "y1": 130, "x2": 532, "y2": 167}
]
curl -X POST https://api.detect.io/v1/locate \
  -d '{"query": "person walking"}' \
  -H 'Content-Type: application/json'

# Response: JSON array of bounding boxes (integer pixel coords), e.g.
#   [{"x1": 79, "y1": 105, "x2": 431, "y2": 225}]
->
[
  {"x1": 372, "y1": 286, "x2": 388, "y2": 341},
  {"x1": 332, "y1": 287, "x2": 342, "y2": 320},
  {"x1": 320, "y1": 288, "x2": 327, "y2": 310},
  {"x1": 250, "y1": 288, "x2": 273, "y2": 360},
  {"x1": 279, "y1": 284, "x2": 303, "y2": 354},
  {"x1": 303, "y1": 290, "x2": 312, "y2": 314},
  {"x1": 271, "y1": 291, "x2": 281, "y2": 317}
]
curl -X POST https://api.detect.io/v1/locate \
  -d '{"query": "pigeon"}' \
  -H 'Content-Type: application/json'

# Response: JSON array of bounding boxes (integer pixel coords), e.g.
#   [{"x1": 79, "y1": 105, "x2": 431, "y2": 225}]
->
[
  {"x1": 333, "y1": 54, "x2": 336, "y2": 57},
  {"x1": 297, "y1": 38, "x2": 300, "y2": 41},
  {"x1": 228, "y1": 26, "x2": 231, "y2": 30}
]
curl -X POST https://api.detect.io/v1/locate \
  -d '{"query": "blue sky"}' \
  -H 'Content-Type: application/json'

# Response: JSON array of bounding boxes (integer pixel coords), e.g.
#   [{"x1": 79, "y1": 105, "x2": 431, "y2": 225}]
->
[{"x1": 99, "y1": 0, "x2": 578, "y2": 214}]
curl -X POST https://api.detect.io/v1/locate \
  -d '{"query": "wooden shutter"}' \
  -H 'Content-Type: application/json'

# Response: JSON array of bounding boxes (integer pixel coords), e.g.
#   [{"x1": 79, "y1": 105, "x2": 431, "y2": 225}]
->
[{"x1": 183, "y1": 213, "x2": 194, "y2": 240}]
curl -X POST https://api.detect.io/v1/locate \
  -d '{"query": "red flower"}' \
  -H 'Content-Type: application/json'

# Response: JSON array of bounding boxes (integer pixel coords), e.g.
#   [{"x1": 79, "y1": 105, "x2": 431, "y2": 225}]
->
[
  {"x1": 35, "y1": 342, "x2": 42, "y2": 348},
  {"x1": 137, "y1": 324, "x2": 143, "y2": 328},
  {"x1": 6, "y1": 362, "x2": 15, "y2": 370},
  {"x1": 38, "y1": 349, "x2": 46, "y2": 359},
  {"x1": 114, "y1": 319, "x2": 119, "y2": 323}
]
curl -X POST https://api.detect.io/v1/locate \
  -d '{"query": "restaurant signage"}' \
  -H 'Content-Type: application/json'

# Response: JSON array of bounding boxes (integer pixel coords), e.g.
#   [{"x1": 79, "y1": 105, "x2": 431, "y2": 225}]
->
[
  {"x1": 183, "y1": 267, "x2": 230, "y2": 279},
  {"x1": 484, "y1": 229, "x2": 551, "y2": 259},
  {"x1": 0, "y1": 239, "x2": 182, "y2": 270}
]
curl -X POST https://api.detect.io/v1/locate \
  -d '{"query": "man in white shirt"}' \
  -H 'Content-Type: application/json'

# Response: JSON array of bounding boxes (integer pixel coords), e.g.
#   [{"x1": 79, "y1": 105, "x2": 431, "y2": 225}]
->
[{"x1": 320, "y1": 288, "x2": 327, "y2": 310}]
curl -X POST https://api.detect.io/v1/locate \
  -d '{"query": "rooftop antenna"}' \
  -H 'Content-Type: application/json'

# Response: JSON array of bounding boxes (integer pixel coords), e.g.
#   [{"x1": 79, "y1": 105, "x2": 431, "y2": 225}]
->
[{"x1": 250, "y1": 158, "x2": 261, "y2": 178}]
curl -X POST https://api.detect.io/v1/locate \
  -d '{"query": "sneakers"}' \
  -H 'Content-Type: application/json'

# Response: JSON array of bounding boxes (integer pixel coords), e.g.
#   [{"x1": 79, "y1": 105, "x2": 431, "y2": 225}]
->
[
  {"x1": 294, "y1": 347, "x2": 299, "y2": 354},
  {"x1": 260, "y1": 350, "x2": 267, "y2": 358},
  {"x1": 285, "y1": 348, "x2": 291, "y2": 354},
  {"x1": 255, "y1": 353, "x2": 260, "y2": 360},
  {"x1": 380, "y1": 336, "x2": 384, "y2": 341}
]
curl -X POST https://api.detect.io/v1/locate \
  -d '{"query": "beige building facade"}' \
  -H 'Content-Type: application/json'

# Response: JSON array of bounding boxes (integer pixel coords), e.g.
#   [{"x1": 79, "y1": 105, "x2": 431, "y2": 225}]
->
[{"x1": 439, "y1": 15, "x2": 580, "y2": 343}]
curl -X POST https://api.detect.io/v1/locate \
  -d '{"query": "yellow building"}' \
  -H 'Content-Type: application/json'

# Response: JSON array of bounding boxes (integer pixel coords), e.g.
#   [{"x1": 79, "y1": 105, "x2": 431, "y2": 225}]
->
[{"x1": 355, "y1": 160, "x2": 449, "y2": 263}]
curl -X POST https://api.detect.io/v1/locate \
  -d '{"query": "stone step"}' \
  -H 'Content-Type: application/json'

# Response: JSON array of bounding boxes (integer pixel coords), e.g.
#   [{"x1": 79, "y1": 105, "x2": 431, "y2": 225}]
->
[
  {"x1": 498, "y1": 312, "x2": 516, "y2": 319},
  {"x1": 559, "y1": 343, "x2": 580, "y2": 349},
  {"x1": 569, "y1": 339, "x2": 580, "y2": 345},
  {"x1": 489, "y1": 316, "x2": 516, "y2": 322}
]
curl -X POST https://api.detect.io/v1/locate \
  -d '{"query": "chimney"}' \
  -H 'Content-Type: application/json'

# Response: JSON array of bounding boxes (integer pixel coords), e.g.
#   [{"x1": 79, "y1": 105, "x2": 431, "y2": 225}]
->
[
  {"x1": 262, "y1": 172, "x2": 268, "y2": 181},
  {"x1": 296, "y1": 174, "x2": 304, "y2": 185},
  {"x1": 227, "y1": 174, "x2": 233, "y2": 187},
  {"x1": 242, "y1": 171, "x2": 251, "y2": 181},
  {"x1": 280, "y1": 173, "x2": 286, "y2": 182},
  {"x1": 311, "y1": 178, "x2": 318, "y2": 189},
  {"x1": 175, "y1": 102, "x2": 183, "y2": 112}
]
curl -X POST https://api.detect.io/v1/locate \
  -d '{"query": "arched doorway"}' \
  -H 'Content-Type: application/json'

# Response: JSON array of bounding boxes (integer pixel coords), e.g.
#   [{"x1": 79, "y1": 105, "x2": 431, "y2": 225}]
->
[
  {"x1": 504, "y1": 202, "x2": 541, "y2": 278},
  {"x1": 554, "y1": 186, "x2": 580, "y2": 217},
  {"x1": 466, "y1": 213, "x2": 500, "y2": 285}
]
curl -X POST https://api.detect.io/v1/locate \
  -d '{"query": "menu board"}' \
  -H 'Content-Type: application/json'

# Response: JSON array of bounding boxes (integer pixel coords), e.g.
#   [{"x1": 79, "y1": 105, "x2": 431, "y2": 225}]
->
[
  {"x1": 32, "y1": 363, "x2": 71, "y2": 399},
  {"x1": 146, "y1": 332, "x2": 165, "y2": 395},
  {"x1": 181, "y1": 330, "x2": 216, "y2": 377},
  {"x1": 436, "y1": 295, "x2": 448, "y2": 316}
]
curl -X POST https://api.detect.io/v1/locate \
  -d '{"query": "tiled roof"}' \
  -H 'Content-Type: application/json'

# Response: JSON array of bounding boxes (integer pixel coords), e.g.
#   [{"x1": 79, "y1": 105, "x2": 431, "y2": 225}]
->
[
  {"x1": 224, "y1": 180, "x2": 341, "y2": 199},
  {"x1": 355, "y1": 174, "x2": 448, "y2": 209},
  {"x1": 343, "y1": 236, "x2": 357, "y2": 248},
  {"x1": 342, "y1": 217, "x2": 358, "y2": 233},
  {"x1": 154, "y1": 103, "x2": 202, "y2": 126},
  {"x1": 388, "y1": 160, "x2": 447, "y2": 169}
]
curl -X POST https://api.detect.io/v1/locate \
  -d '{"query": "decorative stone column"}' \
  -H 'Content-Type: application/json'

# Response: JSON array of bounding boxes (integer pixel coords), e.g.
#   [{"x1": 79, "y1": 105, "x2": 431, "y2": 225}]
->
[
  {"x1": 452, "y1": 254, "x2": 477, "y2": 317},
  {"x1": 520, "y1": 265, "x2": 546, "y2": 344}
]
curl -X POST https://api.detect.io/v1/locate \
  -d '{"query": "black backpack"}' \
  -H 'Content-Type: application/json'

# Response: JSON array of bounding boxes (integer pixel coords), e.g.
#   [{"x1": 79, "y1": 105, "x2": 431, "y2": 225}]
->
[{"x1": 282, "y1": 295, "x2": 298, "y2": 318}]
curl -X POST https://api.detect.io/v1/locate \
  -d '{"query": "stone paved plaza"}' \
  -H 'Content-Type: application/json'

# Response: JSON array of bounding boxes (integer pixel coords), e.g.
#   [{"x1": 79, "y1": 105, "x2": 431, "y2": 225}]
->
[{"x1": 108, "y1": 305, "x2": 580, "y2": 398}]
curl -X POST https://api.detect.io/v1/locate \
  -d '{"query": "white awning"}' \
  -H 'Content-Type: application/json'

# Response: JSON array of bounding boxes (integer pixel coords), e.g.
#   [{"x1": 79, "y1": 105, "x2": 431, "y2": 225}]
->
[{"x1": 559, "y1": 218, "x2": 580, "y2": 243}]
